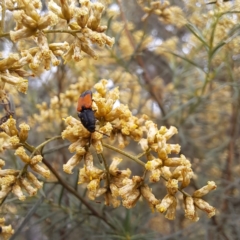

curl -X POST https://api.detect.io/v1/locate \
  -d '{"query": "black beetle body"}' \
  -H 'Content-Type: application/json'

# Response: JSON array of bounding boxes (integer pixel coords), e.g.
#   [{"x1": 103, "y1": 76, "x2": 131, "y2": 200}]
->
[{"x1": 78, "y1": 109, "x2": 96, "y2": 133}]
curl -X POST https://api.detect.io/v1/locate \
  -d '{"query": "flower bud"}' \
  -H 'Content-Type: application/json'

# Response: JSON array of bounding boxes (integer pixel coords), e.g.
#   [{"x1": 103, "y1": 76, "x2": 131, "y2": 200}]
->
[
  {"x1": 63, "y1": 154, "x2": 83, "y2": 174},
  {"x1": 10, "y1": 136, "x2": 20, "y2": 147},
  {"x1": 48, "y1": 0, "x2": 64, "y2": 18},
  {"x1": 146, "y1": 121, "x2": 157, "y2": 144},
  {"x1": 140, "y1": 184, "x2": 160, "y2": 206},
  {"x1": 145, "y1": 158, "x2": 162, "y2": 170},
  {"x1": 139, "y1": 138, "x2": 149, "y2": 151},
  {"x1": 184, "y1": 196, "x2": 196, "y2": 220},
  {"x1": 0, "y1": 54, "x2": 19, "y2": 71},
  {"x1": 15, "y1": 147, "x2": 30, "y2": 163},
  {"x1": 75, "y1": 7, "x2": 89, "y2": 28},
  {"x1": 166, "y1": 179, "x2": 178, "y2": 195},
  {"x1": 88, "y1": 2, "x2": 105, "y2": 30},
  {"x1": 0, "y1": 175, "x2": 16, "y2": 186},
  {"x1": 81, "y1": 42, "x2": 98, "y2": 59},
  {"x1": 10, "y1": 28, "x2": 37, "y2": 42},
  {"x1": 92, "y1": 139, "x2": 103, "y2": 153},
  {"x1": 156, "y1": 194, "x2": 175, "y2": 213},
  {"x1": 26, "y1": 172, "x2": 43, "y2": 189},
  {"x1": 19, "y1": 123, "x2": 30, "y2": 142},
  {"x1": 0, "y1": 185, "x2": 11, "y2": 199},
  {"x1": 12, "y1": 183, "x2": 26, "y2": 201},
  {"x1": 122, "y1": 189, "x2": 141, "y2": 209},
  {"x1": 30, "y1": 164, "x2": 50, "y2": 178},
  {"x1": 30, "y1": 155, "x2": 42, "y2": 165},
  {"x1": 192, "y1": 181, "x2": 217, "y2": 198},
  {"x1": 38, "y1": 12, "x2": 58, "y2": 30},
  {"x1": 60, "y1": 0, "x2": 72, "y2": 22},
  {"x1": 165, "y1": 198, "x2": 177, "y2": 220},
  {"x1": 105, "y1": 191, "x2": 121, "y2": 208},
  {"x1": 20, "y1": 177, "x2": 37, "y2": 196},
  {"x1": 193, "y1": 198, "x2": 216, "y2": 218},
  {"x1": 110, "y1": 183, "x2": 119, "y2": 197},
  {"x1": 149, "y1": 169, "x2": 161, "y2": 182}
]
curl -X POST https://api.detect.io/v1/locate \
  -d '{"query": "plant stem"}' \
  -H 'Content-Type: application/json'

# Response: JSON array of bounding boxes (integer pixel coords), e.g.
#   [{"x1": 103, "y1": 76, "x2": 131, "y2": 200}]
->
[
  {"x1": 102, "y1": 142, "x2": 145, "y2": 167},
  {"x1": 42, "y1": 156, "x2": 115, "y2": 230},
  {"x1": 100, "y1": 152, "x2": 110, "y2": 187},
  {"x1": 103, "y1": 143, "x2": 191, "y2": 197},
  {"x1": 29, "y1": 135, "x2": 62, "y2": 158}
]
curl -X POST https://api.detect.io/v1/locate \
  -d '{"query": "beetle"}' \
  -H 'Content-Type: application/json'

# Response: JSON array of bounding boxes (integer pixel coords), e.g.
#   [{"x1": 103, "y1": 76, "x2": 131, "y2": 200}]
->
[
  {"x1": 77, "y1": 90, "x2": 93, "y2": 112},
  {"x1": 77, "y1": 90, "x2": 96, "y2": 133}
]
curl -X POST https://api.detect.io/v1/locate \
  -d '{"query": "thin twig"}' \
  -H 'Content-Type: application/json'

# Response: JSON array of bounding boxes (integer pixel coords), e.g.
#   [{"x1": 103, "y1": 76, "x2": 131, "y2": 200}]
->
[
  {"x1": 102, "y1": 142, "x2": 145, "y2": 167},
  {"x1": 100, "y1": 153, "x2": 110, "y2": 188},
  {"x1": 42, "y1": 157, "x2": 115, "y2": 230},
  {"x1": 29, "y1": 135, "x2": 62, "y2": 158},
  {"x1": 103, "y1": 142, "x2": 190, "y2": 197},
  {"x1": 22, "y1": 138, "x2": 115, "y2": 229}
]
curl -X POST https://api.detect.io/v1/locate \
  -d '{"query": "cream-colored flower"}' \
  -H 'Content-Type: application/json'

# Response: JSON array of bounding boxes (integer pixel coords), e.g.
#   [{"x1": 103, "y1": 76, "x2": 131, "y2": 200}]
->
[
  {"x1": 63, "y1": 154, "x2": 84, "y2": 174},
  {"x1": 140, "y1": 184, "x2": 160, "y2": 207},
  {"x1": 105, "y1": 190, "x2": 121, "y2": 208},
  {"x1": 156, "y1": 194, "x2": 176, "y2": 213},
  {"x1": 192, "y1": 181, "x2": 217, "y2": 198},
  {"x1": 166, "y1": 179, "x2": 178, "y2": 195},
  {"x1": 184, "y1": 196, "x2": 198, "y2": 221},
  {"x1": 19, "y1": 123, "x2": 30, "y2": 142},
  {"x1": 12, "y1": 183, "x2": 26, "y2": 201},
  {"x1": 119, "y1": 176, "x2": 143, "y2": 208},
  {"x1": 20, "y1": 177, "x2": 37, "y2": 196},
  {"x1": 193, "y1": 198, "x2": 216, "y2": 218}
]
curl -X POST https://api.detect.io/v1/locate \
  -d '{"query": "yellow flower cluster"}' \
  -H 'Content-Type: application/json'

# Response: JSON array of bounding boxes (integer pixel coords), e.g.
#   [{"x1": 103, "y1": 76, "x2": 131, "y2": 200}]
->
[
  {"x1": 0, "y1": 117, "x2": 29, "y2": 149},
  {"x1": 48, "y1": 0, "x2": 115, "y2": 62},
  {"x1": 8, "y1": 0, "x2": 64, "y2": 74},
  {"x1": 1, "y1": 0, "x2": 114, "y2": 100},
  {"x1": 0, "y1": 53, "x2": 29, "y2": 100},
  {"x1": 62, "y1": 79, "x2": 216, "y2": 220},
  {"x1": 138, "y1": 0, "x2": 186, "y2": 28},
  {"x1": 0, "y1": 117, "x2": 49, "y2": 201},
  {"x1": 0, "y1": 218, "x2": 14, "y2": 240}
]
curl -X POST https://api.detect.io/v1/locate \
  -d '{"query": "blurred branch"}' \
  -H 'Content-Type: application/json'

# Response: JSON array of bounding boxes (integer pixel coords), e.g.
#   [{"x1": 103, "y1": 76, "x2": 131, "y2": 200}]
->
[
  {"x1": 30, "y1": 136, "x2": 62, "y2": 158},
  {"x1": 223, "y1": 95, "x2": 239, "y2": 182},
  {"x1": 116, "y1": 0, "x2": 168, "y2": 126},
  {"x1": 42, "y1": 143, "x2": 70, "y2": 155}
]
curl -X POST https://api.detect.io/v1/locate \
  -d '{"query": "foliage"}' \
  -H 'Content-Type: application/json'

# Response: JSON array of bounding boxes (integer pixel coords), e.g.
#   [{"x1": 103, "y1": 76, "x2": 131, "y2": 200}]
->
[{"x1": 0, "y1": 0, "x2": 239, "y2": 239}]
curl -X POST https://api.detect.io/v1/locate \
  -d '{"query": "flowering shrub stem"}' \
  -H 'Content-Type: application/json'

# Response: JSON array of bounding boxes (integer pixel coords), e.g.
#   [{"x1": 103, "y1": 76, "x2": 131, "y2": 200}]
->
[
  {"x1": 29, "y1": 135, "x2": 62, "y2": 159},
  {"x1": 102, "y1": 142, "x2": 145, "y2": 167},
  {"x1": 103, "y1": 142, "x2": 191, "y2": 197},
  {"x1": 41, "y1": 156, "x2": 115, "y2": 230},
  {"x1": 20, "y1": 137, "x2": 115, "y2": 230},
  {"x1": 100, "y1": 152, "x2": 111, "y2": 187}
]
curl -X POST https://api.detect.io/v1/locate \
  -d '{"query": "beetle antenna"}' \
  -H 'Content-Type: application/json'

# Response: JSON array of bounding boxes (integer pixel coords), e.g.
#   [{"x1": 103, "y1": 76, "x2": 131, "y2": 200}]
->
[{"x1": 95, "y1": 130, "x2": 110, "y2": 137}]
